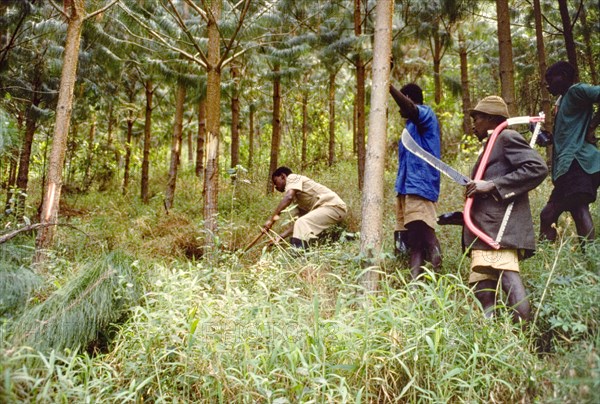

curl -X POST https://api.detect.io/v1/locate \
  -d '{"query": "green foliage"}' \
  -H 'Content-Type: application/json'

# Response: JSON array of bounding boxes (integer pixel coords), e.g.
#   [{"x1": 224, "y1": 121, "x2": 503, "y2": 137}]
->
[{"x1": 7, "y1": 251, "x2": 139, "y2": 353}]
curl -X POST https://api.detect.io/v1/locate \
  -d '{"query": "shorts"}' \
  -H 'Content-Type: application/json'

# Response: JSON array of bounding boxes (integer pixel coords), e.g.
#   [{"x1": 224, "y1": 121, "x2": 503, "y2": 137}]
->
[
  {"x1": 395, "y1": 194, "x2": 437, "y2": 231},
  {"x1": 468, "y1": 249, "x2": 520, "y2": 284},
  {"x1": 549, "y1": 159, "x2": 600, "y2": 205}
]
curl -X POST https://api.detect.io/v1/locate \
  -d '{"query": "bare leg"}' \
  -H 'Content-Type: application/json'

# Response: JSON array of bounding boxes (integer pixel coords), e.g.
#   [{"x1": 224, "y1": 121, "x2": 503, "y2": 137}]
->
[
  {"x1": 570, "y1": 203, "x2": 595, "y2": 242},
  {"x1": 474, "y1": 280, "x2": 497, "y2": 318},
  {"x1": 405, "y1": 221, "x2": 432, "y2": 279},
  {"x1": 540, "y1": 201, "x2": 564, "y2": 242},
  {"x1": 500, "y1": 271, "x2": 530, "y2": 323}
]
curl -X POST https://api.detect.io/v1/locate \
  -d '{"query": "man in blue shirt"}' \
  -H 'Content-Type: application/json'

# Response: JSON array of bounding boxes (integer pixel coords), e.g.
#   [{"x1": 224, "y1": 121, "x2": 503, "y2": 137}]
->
[
  {"x1": 390, "y1": 83, "x2": 442, "y2": 280},
  {"x1": 539, "y1": 61, "x2": 600, "y2": 246}
]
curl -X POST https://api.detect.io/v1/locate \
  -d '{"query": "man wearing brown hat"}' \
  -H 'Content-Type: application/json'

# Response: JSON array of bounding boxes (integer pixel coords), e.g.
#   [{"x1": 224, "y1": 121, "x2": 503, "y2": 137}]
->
[{"x1": 465, "y1": 96, "x2": 548, "y2": 323}]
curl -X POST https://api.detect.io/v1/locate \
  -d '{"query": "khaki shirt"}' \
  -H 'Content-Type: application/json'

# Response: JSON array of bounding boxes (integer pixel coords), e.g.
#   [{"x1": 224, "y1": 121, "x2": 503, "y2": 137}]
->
[{"x1": 285, "y1": 174, "x2": 346, "y2": 213}]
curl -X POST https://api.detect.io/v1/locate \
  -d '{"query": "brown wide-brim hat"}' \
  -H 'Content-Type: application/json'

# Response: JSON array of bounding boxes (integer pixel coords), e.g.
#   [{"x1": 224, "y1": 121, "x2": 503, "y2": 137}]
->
[{"x1": 469, "y1": 96, "x2": 509, "y2": 118}]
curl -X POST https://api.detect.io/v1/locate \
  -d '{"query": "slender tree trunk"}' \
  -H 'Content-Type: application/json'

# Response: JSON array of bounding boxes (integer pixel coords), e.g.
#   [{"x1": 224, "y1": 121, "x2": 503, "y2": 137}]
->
[
  {"x1": 107, "y1": 101, "x2": 119, "y2": 166},
  {"x1": 165, "y1": 83, "x2": 186, "y2": 211},
  {"x1": 301, "y1": 91, "x2": 308, "y2": 168},
  {"x1": 122, "y1": 108, "x2": 133, "y2": 195},
  {"x1": 35, "y1": 0, "x2": 85, "y2": 262},
  {"x1": 360, "y1": 0, "x2": 392, "y2": 291},
  {"x1": 328, "y1": 71, "x2": 336, "y2": 167},
  {"x1": 141, "y1": 79, "x2": 153, "y2": 204},
  {"x1": 579, "y1": 4, "x2": 597, "y2": 84},
  {"x1": 231, "y1": 65, "x2": 240, "y2": 169},
  {"x1": 458, "y1": 30, "x2": 471, "y2": 136},
  {"x1": 202, "y1": 0, "x2": 223, "y2": 238},
  {"x1": 354, "y1": 0, "x2": 366, "y2": 191},
  {"x1": 15, "y1": 97, "x2": 39, "y2": 216},
  {"x1": 83, "y1": 115, "x2": 96, "y2": 190},
  {"x1": 433, "y1": 29, "x2": 442, "y2": 105},
  {"x1": 187, "y1": 130, "x2": 193, "y2": 165},
  {"x1": 195, "y1": 95, "x2": 206, "y2": 177},
  {"x1": 267, "y1": 63, "x2": 281, "y2": 194},
  {"x1": 532, "y1": 0, "x2": 553, "y2": 163},
  {"x1": 248, "y1": 105, "x2": 254, "y2": 169},
  {"x1": 495, "y1": 0, "x2": 517, "y2": 116},
  {"x1": 5, "y1": 151, "x2": 18, "y2": 211},
  {"x1": 557, "y1": 0, "x2": 579, "y2": 80}
]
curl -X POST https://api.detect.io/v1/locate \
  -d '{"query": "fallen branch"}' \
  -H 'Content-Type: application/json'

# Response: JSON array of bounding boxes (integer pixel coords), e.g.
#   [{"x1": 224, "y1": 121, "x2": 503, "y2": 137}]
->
[{"x1": 0, "y1": 223, "x2": 55, "y2": 244}]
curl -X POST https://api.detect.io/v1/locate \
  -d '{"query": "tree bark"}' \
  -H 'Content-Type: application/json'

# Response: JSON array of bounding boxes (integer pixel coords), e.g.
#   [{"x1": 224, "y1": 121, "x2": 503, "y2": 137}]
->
[
  {"x1": 579, "y1": 4, "x2": 597, "y2": 84},
  {"x1": 458, "y1": 30, "x2": 471, "y2": 136},
  {"x1": 432, "y1": 29, "x2": 442, "y2": 105},
  {"x1": 141, "y1": 79, "x2": 154, "y2": 204},
  {"x1": 122, "y1": 108, "x2": 134, "y2": 195},
  {"x1": 267, "y1": 63, "x2": 281, "y2": 194},
  {"x1": 354, "y1": 0, "x2": 366, "y2": 191},
  {"x1": 195, "y1": 95, "x2": 206, "y2": 177},
  {"x1": 248, "y1": 104, "x2": 254, "y2": 169},
  {"x1": 557, "y1": 0, "x2": 579, "y2": 80},
  {"x1": 532, "y1": 0, "x2": 553, "y2": 163},
  {"x1": 495, "y1": 0, "x2": 517, "y2": 116},
  {"x1": 35, "y1": 0, "x2": 85, "y2": 262},
  {"x1": 202, "y1": 0, "x2": 223, "y2": 238},
  {"x1": 301, "y1": 91, "x2": 308, "y2": 168},
  {"x1": 165, "y1": 82, "x2": 186, "y2": 211},
  {"x1": 15, "y1": 95, "x2": 40, "y2": 216},
  {"x1": 230, "y1": 65, "x2": 240, "y2": 169},
  {"x1": 328, "y1": 71, "x2": 336, "y2": 167},
  {"x1": 360, "y1": 0, "x2": 392, "y2": 291}
]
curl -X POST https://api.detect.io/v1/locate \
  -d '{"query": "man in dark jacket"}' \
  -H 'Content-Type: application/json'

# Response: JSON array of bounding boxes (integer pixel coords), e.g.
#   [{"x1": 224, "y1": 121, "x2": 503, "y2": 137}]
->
[
  {"x1": 465, "y1": 96, "x2": 548, "y2": 323},
  {"x1": 389, "y1": 83, "x2": 442, "y2": 280}
]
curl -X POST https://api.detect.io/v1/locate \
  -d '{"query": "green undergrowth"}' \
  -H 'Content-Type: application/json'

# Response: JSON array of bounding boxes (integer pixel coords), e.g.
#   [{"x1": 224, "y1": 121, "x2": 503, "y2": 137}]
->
[{"x1": 1, "y1": 162, "x2": 599, "y2": 402}]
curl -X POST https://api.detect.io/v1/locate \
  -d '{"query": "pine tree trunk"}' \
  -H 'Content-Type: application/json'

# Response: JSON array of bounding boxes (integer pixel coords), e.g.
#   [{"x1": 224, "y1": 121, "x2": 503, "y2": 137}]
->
[
  {"x1": 360, "y1": 0, "x2": 392, "y2": 291},
  {"x1": 354, "y1": 0, "x2": 366, "y2": 191},
  {"x1": 15, "y1": 97, "x2": 39, "y2": 217},
  {"x1": 141, "y1": 79, "x2": 153, "y2": 204},
  {"x1": 433, "y1": 29, "x2": 442, "y2": 106},
  {"x1": 35, "y1": 0, "x2": 85, "y2": 262},
  {"x1": 165, "y1": 83, "x2": 186, "y2": 211},
  {"x1": 328, "y1": 71, "x2": 336, "y2": 167},
  {"x1": 301, "y1": 92, "x2": 308, "y2": 168},
  {"x1": 122, "y1": 109, "x2": 133, "y2": 195},
  {"x1": 557, "y1": 0, "x2": 579, "y2": 80},
  {"x1": 532, "y1": 0, "x2": 553, "y2": 163},
  {"x1": 579, "y1": 4, "x2": 597, "y2": 84},
  {"x1": 83, "y1": 116, "x2": 96, "y2": 191},
  {"x1": 195, "y1": 96, "x2": 206, "y2": 177},
  {"x1": 495, "y1": 0, "x2": 516, "y2": 116},
  {"x1": 231, "y1": 65, "x2": 240, "y2": 169},
  {"x1": 458, "y1": 30, "x2": 471, "y2": 137},
  {"x1": 248, "y1": 105, "x2": 254, "y2": 169},
  {"x1": 267, "y1": 63, "x2": 281, "y2": 194},
  {"x1": 187, "y1": 130, "x2": 193, "y2": 165},
  {"x1": 202, "y1": 0, "x2": 222, "y2": 238}
]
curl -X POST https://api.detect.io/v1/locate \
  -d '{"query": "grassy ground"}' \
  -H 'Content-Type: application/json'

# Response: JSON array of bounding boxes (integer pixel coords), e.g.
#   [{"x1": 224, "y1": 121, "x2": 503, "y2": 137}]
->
[{"x1": 1, "y1": 160, "x2": 599, "y2": 402}]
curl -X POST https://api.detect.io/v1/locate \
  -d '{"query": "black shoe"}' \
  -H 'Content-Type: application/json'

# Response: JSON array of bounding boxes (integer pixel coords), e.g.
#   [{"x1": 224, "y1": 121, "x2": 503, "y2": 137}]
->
[{"x1": 290, "y1": 237, "x2": 308, "y2": 249}]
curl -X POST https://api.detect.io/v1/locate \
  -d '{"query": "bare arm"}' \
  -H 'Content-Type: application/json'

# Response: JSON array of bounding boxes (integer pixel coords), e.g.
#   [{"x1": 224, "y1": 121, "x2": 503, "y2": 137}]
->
[
  {"x1": 264, "y1": 189, "x2": 296, "y2": 231},
  {"x1": 389, "y1": 84, "x2": 419, "y2": 122}
]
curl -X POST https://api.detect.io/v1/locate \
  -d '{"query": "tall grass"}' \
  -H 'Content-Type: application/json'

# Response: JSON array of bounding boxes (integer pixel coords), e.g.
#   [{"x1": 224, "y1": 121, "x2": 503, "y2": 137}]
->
[{"x1": 1, "y1": 161, "x2": 598, "y2": 402}]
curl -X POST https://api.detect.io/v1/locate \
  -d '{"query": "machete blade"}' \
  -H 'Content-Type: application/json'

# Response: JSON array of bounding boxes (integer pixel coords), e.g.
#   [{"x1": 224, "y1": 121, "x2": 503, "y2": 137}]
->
[{"x1": 401, "y1": 129, "x2": 470, "y2": 186}]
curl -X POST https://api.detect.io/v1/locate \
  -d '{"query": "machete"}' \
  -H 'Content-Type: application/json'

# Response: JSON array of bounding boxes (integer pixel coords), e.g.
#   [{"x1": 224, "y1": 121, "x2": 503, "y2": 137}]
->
[{"x1": 401, "y1": 129, "x2": 470, "y2": 186}]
